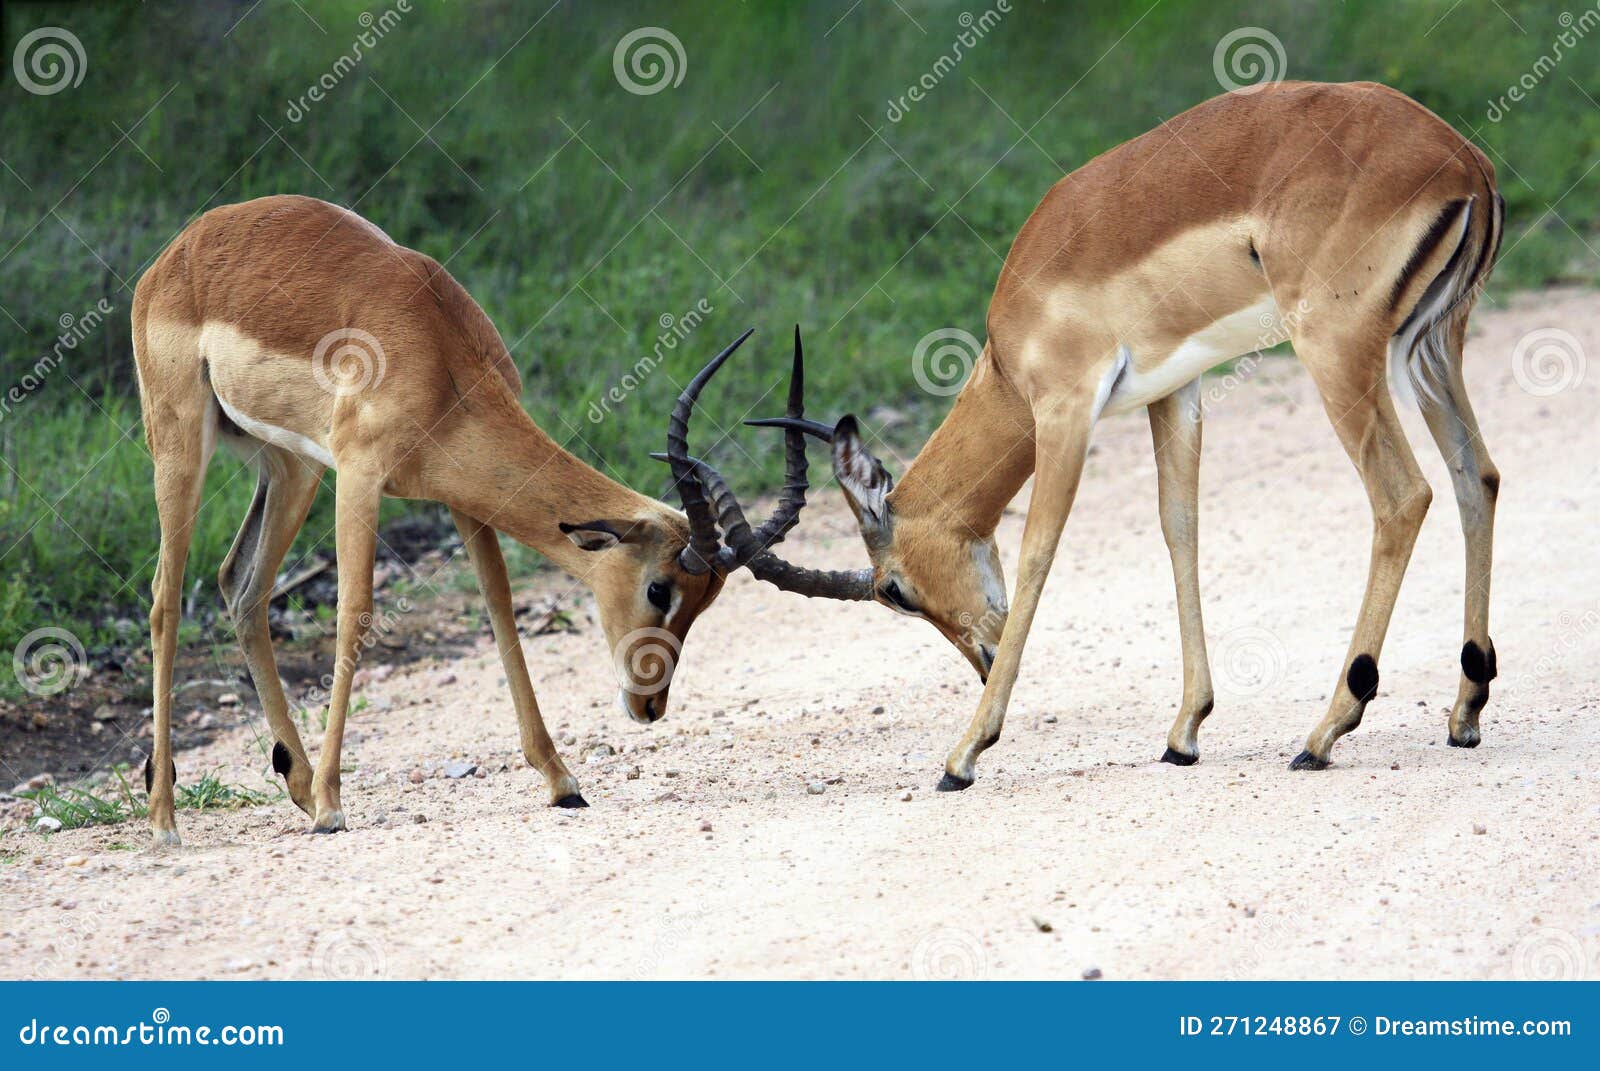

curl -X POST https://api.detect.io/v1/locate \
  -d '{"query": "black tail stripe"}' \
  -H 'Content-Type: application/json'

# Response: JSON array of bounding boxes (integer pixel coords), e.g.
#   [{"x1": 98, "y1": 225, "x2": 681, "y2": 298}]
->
[{"x1": 1386, "y1": 198, "x2": 1471, "y2": 318}]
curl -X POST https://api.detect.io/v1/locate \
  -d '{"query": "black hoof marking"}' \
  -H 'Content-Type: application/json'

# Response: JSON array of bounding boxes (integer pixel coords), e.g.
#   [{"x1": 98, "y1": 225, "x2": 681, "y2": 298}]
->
[
  {"x1": 1196, "y1": 698, "x2": 1215, "y2": 721},
  {"x1": 935, "y1": 772, "x2": 974, "y2": 792},
  {"x1": 1288, "y1": 750, "x2": 1330, "y2": 771},
  {"x1": 1160, "y1": 747, "x2": 1198, "y2": 767},
  {"x1": 554, "y1": 793, "x2": 590, "y2": 809},
  {"x1": 143, "y1": 757, "x2": 176, "y2": 794},
  {"x1": 310, "y1": 826, "x2": 343, "y2": 835},
  {"x1": 1447, "y1": 733, "x2": 1481, "y2": 749},
  {"x1": 1460, "y1": 640, "x2": 1498, "y2": 685},
  {"x1": 271, "y1": 740, "x2": 294, "y2": 777},
  {"x1": 1346, "y1": 654, "x2": 1379, "y2": 703}
]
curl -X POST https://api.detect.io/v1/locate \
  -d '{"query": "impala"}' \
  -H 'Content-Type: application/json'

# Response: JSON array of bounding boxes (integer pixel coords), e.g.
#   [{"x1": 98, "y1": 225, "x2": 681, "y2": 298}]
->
[
  {"x1": 130, "y1": 195, "x2": 809, "y2": 844},
  {"x1": 689, "y1": 81, "x2": 1505, "y2": 788}
]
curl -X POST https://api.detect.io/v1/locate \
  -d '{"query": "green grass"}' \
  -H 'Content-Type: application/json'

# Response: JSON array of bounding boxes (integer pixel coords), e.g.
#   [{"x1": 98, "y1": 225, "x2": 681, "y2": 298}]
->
[
  {"x1": 0, "y1": 0, "x2": 1595, "y2": 657},
  {"x1": 19, "y1": 766, "x2": 279, "y2": 831}
]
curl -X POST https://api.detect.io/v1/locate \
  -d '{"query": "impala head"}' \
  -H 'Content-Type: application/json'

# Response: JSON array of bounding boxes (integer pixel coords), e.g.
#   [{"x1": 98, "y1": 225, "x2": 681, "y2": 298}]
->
[
  {"x1": 681, "y1": 330, "x2": 1008, "y2": 684},
  {"x1": 558, "y1": 514, "x2": 725, "y2": 725},
  {"x1": 825, "y1": 416, "x2": 1007, "y2": 682}
]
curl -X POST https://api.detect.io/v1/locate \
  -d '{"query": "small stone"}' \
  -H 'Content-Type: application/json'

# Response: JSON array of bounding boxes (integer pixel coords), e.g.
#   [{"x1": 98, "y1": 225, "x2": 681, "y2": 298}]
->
[
  {"x1": 408, "y1": 768, "x2": 427, "y2": 784},
  {"x1": 584, "y1": 743, "x2": 616, "y2": 764},
  {"x1": 1032, "y1": 916, "x2": 1053, "y2": 933},
  {"x1": 441, "y1": 760, "x2": 477, "y2": 779},
  {"x1": 1243, "y1": 906, "x2": 1257, "y2": 918},
  {"x1": 35, "y1": 816, "x2": 62, "y2": 833},
  {"x1": 699, "y1": 820, "x2": 713, "y2": 832},
  {"x1": 624, "y1": 766, "x2": 642, "y2": 780},
  {"x1": 472, "y1": 766, "x2": 487, "y2": 779},
  {"x1": 1081, "y1": 967, "x2": 1103, "y2": 981},
  {"x1": 434, "y1": 672, "x2": 457, "y2": 687},
  {"x1": 664, "y1": 769, "x2": 680, "y2": 779},
  {"x1": 198, "y1": 713, "x2": 219, "y2": 730},
  {"x1": 871, "y1": 705, "x2": 885, "y2": 714},
  {"x1": 412, "y1": 813, "x2": 428, "y2": 824},
  {"x1": 218, "y1": 692, "x2": 240, "y2": 707},
  {"x1": 1472, "y1": 823, "x2": 1487, "y2": 835},
  {"x1": 806, "y1": 781, "x2": 826, "y2": 795},
  {"x1": 899, "y1": 790, "x2": 913, "y2": 802},
  {"x1": 64, "y1": 856, "x2": 88, "y2": 867},
  {"x1": 1043, "y1": 714, "x2": 1058, "y2": 724},
  {"x1": 561, "y1": 733, "x2": 577, "y2": 747}
]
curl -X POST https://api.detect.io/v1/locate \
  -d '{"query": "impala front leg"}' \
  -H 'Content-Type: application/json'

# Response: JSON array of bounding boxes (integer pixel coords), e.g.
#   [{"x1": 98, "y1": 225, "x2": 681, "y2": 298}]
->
[
  {"x1": 938, "y1": 406, "x2": 1091, "y2": 790},
  {"x1": 451, "y1": 509, "x2": 585, "y2": 807}
]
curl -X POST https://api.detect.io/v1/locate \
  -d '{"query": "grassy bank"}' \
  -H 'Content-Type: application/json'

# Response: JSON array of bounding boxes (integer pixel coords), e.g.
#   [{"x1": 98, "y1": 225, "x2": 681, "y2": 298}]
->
[{"x1": 1, "y1": 0, "x2": 1595, "y2": 660}]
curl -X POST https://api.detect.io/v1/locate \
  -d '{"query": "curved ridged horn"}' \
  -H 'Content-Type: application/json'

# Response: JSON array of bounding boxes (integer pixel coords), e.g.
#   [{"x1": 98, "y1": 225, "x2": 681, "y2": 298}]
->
[{"x1": 664, "y1": 328, "x2": 754, "y2": 574}]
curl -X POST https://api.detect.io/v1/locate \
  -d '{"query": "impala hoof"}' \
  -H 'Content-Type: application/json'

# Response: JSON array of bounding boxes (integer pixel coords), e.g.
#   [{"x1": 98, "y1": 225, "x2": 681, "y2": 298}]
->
[
  {"x1": 554, "y1": 793, "x2": 589, "y2": 809},
  {"x1": 1447, "y1": 731, "x2": 1481, "y2": 749},
  {"x1": 935, "y1": 772, "x2": 973, "y2": 792},
  {"x1": 1159, "y1": 747, "x2": 1198, "y2": 767},
  {"x1": 310, "y1": 810, "x2": 346, "y2": 834},
  {"x1": 150, "y1": 828, "x2": 182, "y2": 850},
  {"x1": 1288, "y1": 750, "x2": 1329, "y2": 771}
]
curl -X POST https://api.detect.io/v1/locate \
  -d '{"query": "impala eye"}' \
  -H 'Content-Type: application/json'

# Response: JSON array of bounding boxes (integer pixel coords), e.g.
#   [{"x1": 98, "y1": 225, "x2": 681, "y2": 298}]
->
[
  {"x1": 647, "y1": 580, "x2": 671, "y2": 612},
  {"x1": 879, "y1": 580, "x2": 919, "y2": 615}
]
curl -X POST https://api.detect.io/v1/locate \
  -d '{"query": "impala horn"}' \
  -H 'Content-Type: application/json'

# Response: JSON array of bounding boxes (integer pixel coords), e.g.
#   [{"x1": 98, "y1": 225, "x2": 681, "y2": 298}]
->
[{"x1": 656, "y1": 327, "x2": 873, "y2": 600}]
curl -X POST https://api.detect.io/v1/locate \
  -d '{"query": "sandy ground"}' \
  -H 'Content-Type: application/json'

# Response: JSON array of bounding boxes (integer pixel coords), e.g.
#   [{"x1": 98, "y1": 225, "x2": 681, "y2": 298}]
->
[{"x1": 3, "y1": 290, "x2": 1598, "y2": 981}]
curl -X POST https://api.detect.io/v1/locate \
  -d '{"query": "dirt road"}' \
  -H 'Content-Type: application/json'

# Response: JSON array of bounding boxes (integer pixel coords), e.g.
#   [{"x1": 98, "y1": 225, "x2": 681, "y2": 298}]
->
[{"x1": 3, "y1": 291, "x2": 1597, "y2": 980}]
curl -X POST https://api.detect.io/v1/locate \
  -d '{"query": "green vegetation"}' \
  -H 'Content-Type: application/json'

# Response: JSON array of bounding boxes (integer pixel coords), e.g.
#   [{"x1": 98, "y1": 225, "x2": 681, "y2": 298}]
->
[
  {"x1": 18, "y1": 766, "x2": 277, "y2": 830},
  {"x1": 1, "y1": 0, "x2": 1595, "y2": 659}
]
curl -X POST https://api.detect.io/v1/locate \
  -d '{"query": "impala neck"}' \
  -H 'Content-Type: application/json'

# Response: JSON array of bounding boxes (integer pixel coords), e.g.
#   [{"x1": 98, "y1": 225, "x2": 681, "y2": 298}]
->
[
  {"x1": 890, "y1": 350, "x2": 1036, "y2": 536},
  {"x1": 438, "y1": 399, "x2": 664, "y2": 575}
]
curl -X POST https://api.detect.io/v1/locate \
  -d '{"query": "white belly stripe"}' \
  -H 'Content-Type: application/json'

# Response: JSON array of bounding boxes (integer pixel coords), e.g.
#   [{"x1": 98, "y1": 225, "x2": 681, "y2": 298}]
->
[{"x1": 1102, "y1": 296, "x2": 1283, "y2": 416}]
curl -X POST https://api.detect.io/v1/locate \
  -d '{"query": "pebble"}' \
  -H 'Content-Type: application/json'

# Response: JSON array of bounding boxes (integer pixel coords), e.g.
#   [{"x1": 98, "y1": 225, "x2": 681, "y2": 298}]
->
[
  {"x1": 434, "y1": 672, "x2": 457, "y2": 687},
  {"x1": 35, "y1": 816, "x2": 62, "y2": 833},
  {"x1": 11, "y1": 774, "x2": 53, "y2": 795},
  {"x1": 441, "y1": 760, "x2": 478, "y2": 779},
  {"x1": 1043, "y1": 714, "x2": 1058, "y2": 724},
  {"x1": 624, "y1": 766, "x2": 642, "y2": 780},
  {"x1": 871, "y1": 705, "x2": 885, "y2": 714},
  {"x1": 806, "y1": 781, "x2": 826, "y2": 795},
  {"x1": 412, "y1": 813, "x2": 428, "y2": 824},
  {"x1": 472, "y1": 766, "x2": 487, "y2": 779},
  {"x1": 899, "y1": 790, "x2": 913, "y2": 802},
  {"x1": 1032, "y1": 916, "x2": 1053, "y2": 933},
  {"x1": 64, "y1": 856, "x2": 88, "y2": 867},
  {"x1": 408, "y1": 768, "x2": 428, "y2": 784},
  {"x1": 699, "y1": 820, "x2": 713, "y2": 832},
  {"x1": 1472, "y1": 823, "x2": 1487, "y2": 835},
  {"x1": 1081, "y1": 967, "x2": 1103, "y2": 981},
  {"x1": 218, "y1": 692, "x2": 240, "y2": 706}
]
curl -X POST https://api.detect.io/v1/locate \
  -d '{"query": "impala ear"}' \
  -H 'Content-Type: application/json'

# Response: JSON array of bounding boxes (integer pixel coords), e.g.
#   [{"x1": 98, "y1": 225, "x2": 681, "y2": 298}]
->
[
  {"x1": 559, "y1": 520, "x2": 644, "y2": 552},
  {"x1": 831, "y1": 415, "x2": 894, "y2": 543}
]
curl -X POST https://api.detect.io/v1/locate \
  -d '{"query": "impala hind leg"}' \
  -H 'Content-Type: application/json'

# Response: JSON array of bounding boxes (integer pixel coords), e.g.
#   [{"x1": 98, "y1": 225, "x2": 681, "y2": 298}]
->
[
  {"x1": 1415, "y1": 321, "x2": 1499, "y2": 748},
  {"x1": 218, "y1": 448, "x2": 324, "y2": 815},
  {"x1": 939, "y1": 406, "x2": 1091, "y2": 790},
  {"x1": 1291, "y1": 341, "x2": 1432, "y2": 770},
  {"x1": 450, "y1": 509, "x2": 584, "y2": 807},
  {"x1": 309, "y1": 469, "x2": 382, "y2": 832},
  {"x1": 1149, "y1": 384, "x2": 1214, "y2": 765}
]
